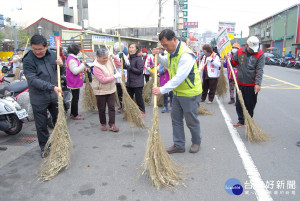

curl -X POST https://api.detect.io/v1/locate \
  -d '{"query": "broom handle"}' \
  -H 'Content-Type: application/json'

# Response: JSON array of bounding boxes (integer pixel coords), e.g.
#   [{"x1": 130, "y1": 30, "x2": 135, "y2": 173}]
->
[
  {"x1": 153, "y1": 54, "x2": 158, "y2": 107},
  {"x1": 23, "y1": 38, "x2": 29, "y2": 57},
  {"x1": 56, "y1": 41, "x2": 62, "y2": 97},
  {"x1": 104, "y1": 41, "x2": 123, "y2": 84},
  {"x1": 118, "y1": 34, "x2": 124, "y2": 83},
  {"x1": 227, "y1": 58, "x2": 240, "y2": 92},
  {"x1": 80, "y1": 35, "x2": 89, "y2": 83}
]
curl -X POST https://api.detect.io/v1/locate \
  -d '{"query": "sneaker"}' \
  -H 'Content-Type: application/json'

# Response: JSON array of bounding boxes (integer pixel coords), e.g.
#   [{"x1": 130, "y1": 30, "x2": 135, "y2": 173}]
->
[
  {"x1": 228, "y1": 98, "x2": 235, "y2": 104},
  {"x1": 117, "y1": 107, "x2": 122, "y2": 113},
  {"x1": 101, "y1": 124, "x2": 107, "y2": 131},
  {"x1": 233, "y1": 122, "x2": 244, "y2": 127},
  {"x1": 167, "y1": 107, "x2": 172, "y2": 112},
  {"x1": 109, "y1": 124, "x2": 119, "y2": 132},
  {"x1": 207, "y1": 101, "x2": 212, "y2": 104},
  {"x1": 161, "y1": 107, "x2": 167, "y2": 113},
  {"x1": 141, "y1": 112, "x2": 146, "y2": 117},
  {"x1": 70, "y1": 114, "x2": 84, "y2": 120}
]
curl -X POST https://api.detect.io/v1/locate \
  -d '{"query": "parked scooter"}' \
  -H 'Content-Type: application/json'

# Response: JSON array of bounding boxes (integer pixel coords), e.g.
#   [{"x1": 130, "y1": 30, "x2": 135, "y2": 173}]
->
[{"x1": 0, "y1": 89, "x2": 28, "y2": 135}]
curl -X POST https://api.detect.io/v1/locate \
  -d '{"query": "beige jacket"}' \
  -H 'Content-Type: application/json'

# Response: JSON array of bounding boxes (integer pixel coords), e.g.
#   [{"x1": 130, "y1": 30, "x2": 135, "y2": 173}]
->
[{"x1": 92, "y1": 59, "x2": 116, "y2": 95}]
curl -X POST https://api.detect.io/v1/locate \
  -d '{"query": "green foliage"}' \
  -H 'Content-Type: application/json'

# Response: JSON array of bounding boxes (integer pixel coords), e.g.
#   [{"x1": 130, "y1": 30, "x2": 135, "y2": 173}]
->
[
  {"x1": 17, "y1": 27, "x2": 30, "y2": 47},
  {"x1": 0, "y1": 31, "x2": 5, "y2": 44}
]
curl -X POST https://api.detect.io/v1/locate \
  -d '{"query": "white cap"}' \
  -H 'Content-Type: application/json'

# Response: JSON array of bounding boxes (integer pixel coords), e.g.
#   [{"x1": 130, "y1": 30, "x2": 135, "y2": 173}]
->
[{"x1": 247, "y1": 36, "x2": 260, "y2": 53}]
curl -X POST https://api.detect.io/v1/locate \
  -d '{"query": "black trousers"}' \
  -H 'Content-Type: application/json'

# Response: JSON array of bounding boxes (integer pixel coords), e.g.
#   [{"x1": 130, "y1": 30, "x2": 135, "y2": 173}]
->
[
  {"x1": 235, "y1": 85, "x2": 258, "y2": 124},
  {"x1": 116, "y1": 83, "x2": 123, "y2": 108},
  {"x1": 144, "y1": 74, "x2": 150, "y2": 83},
  {"x1": 32, "y1": 100, "x2": 58, "y2": 151},
  {"x1": 127, "y1": 87, "x2": 145, "y2": 113},
  {"x1": 71, "y1": 88, "x2": 80, "y2": 117}
]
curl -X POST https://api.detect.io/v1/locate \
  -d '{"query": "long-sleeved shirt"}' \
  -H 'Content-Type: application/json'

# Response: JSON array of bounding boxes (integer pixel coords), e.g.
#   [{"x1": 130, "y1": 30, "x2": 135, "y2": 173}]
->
[
  {"x1": 67, "y1": 54, "x2": 86, "y2": 75},
  {"x1": 158, "y1": 44, "x2": 195, "y2": 94}
]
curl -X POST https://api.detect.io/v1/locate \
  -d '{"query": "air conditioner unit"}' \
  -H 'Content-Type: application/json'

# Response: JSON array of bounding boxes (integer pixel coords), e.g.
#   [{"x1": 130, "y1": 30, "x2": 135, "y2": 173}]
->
[
  {"x1": 266, "y1": 32, "x2": 270, "y2": 37},
  {"x1": 261, "y1": 31, "x2": 265, "y2": 38}
]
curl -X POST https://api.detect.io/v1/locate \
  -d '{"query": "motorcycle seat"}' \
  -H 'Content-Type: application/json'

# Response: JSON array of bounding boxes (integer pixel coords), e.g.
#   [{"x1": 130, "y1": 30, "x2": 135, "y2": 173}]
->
[{"x1": 3, "y1": 81, "x2": 28, "y2": 96}]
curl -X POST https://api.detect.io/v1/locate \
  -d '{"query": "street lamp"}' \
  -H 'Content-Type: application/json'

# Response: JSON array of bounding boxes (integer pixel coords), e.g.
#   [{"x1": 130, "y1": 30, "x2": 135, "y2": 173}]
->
[{"x1": 37, "y1": 25, "x2": 43, "y2": 35}]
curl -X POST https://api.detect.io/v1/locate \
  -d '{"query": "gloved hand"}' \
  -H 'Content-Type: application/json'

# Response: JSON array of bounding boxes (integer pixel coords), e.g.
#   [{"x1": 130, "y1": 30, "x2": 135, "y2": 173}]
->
[
  {"x1": 108, "y1": 51, "x2": 113, "y2": 57},
  {"x1": 124, "y1": 58, "x2": 130, "y2": 66},
  {"x1": 119, "y1": 52, "x2": 123, "y2": 59},
  {"x1": 113, "y1": 72, "x2": 122, "y2": 78},
  {"x1": 206, "y1": 57, "x2": 213, "y2": 62}
]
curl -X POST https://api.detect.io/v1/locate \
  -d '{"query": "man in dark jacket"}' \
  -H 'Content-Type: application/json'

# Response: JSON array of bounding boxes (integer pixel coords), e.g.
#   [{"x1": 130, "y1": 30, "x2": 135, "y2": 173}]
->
[
  {"x1": 225, "y1": 36, "x2": 265, "y2": 127},
  {"x1": 23, "y1": 34, "x2": 63, "y2": 157}
]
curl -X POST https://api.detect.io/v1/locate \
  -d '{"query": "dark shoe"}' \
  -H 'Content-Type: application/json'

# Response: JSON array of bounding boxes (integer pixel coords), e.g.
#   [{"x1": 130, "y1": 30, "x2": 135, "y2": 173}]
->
[
  {"x1": 161, "y1": 107, "x2": 167, "y2": 113},
  {"x1": 189, "y1": 143, "x2": 201, "y2": 153},
  {"x1": 109, "y1": 124, "x2": 119, "y2": 132},
  {"x1": 228, "y1": 98, "x2": 235, "y2": 104},
  {"x1": 233, "y1": 122, "x2": 244, "y2": 127},
  {"x1": 166, "y1": 145, "x2": 185, "y2": 154},
  {"x1": 101, "y1": 124, "x2": 107, "y2": 131}
]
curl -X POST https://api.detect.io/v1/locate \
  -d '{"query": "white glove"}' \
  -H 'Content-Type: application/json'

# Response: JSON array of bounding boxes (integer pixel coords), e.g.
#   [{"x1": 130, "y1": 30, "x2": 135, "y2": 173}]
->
[
  {"x1": 206, "y1": 57, "x2": 213, "y2": 62},
  {"x1": 108, "y1": 51, "x2": 113, "y2": 57},
  {"x1": 113, "y1": 72, "x2": 121, "y2": 78},
  {"x1": 146, "y1": 67, "x2": 151, "y2": 71},
  {"x1": 124, "y1": 59, "x2": 130, "y2": 66}
]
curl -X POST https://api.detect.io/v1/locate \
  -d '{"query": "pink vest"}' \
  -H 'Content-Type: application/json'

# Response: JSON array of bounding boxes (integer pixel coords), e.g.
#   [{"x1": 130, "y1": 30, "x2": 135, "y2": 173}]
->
[{"x1": 66, "y1": 55, "x2": 83, "y2": 89}]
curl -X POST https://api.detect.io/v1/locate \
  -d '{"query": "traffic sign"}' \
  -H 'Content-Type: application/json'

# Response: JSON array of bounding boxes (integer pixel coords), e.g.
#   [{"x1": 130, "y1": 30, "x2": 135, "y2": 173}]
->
[{"x1": 182, "y1": 32, "x2": 187, "y2": 37}]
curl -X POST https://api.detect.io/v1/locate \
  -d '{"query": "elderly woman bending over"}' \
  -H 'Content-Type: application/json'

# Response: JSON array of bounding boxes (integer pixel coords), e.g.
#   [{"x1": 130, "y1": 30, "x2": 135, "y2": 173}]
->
[{"x1": 92, "y1": 46, "x2": 121, "y2": 132}]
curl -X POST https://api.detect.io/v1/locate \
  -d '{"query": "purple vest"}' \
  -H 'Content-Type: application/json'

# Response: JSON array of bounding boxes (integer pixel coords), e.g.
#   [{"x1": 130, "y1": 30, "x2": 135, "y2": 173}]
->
[{"x1": 66, "y1": 55, "x2": 83, "y2": 89}]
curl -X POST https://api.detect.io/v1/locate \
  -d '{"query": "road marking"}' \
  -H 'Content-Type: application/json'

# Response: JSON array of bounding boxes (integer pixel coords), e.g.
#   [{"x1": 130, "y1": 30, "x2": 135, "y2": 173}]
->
[
  {"x1": 263, "y1": 75, "x2": 300, "y2": 89},
  {"x1": 216, "y1": 97, "x2": 273, "y2": 201}
]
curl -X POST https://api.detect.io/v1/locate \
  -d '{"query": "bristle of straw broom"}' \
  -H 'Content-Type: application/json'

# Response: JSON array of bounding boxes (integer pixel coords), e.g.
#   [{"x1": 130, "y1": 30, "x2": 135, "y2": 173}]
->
[
  {"x1": 227, "y1": 58, "x2": 270, "y2": 142},
  {"x1": 198, "y1": 104, "x2": 213, "y2": 115},
  {"x1": 236, "y1": 90, "x2": 270, "y2": 142},
  {"x1": 83, "y1": 75, "x2": 97, "y2": 111},
  {"x1": 142, "y1": 77, "x2": 154, "y2": 106},
  {"x1": 216, "y1": 62, "x2": 228, "y2": 99},
  {"x1": 40, "y1": 96, "x2": 72, "y2": 181},
  {"x1": 140, "y1": 54, "x2": 184, "y2": 191},
  {"x1": 12, "y1": 68, "x2": 21, "y2": 81}
]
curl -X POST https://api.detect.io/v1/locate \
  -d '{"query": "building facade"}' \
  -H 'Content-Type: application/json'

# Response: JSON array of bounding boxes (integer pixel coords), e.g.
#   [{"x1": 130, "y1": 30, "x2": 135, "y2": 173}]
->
[{"x1": 249, "y1": 4, "x2": 300, "y2": 57}]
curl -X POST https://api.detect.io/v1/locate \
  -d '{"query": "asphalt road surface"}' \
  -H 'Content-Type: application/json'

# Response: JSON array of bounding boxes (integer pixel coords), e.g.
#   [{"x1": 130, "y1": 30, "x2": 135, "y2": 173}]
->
[{"x1": 0, "y1": 64, "x2": 299, "y2": 201}]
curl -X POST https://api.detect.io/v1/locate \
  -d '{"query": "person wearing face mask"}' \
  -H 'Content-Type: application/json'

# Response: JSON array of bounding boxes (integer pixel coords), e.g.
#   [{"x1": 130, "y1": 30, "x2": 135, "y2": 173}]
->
[
  {"x1": 199, "y1": 44, "x2": 221, "y2": 104},
  {"x1": 224, "y1": 43, "x2": 240, "y2": 104},
  {"x1": 141, "y1": 48, "x2": 153, "y2": 83},
  {"x1": 225, "y1": 36, "x2": 265, "y2": 127}
]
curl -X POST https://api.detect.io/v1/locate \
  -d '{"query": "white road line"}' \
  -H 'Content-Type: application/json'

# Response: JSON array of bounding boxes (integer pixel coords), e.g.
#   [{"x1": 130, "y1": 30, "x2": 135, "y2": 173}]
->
[{"x1": 216, "y1": 97, "x2": 273, "y2": 201}]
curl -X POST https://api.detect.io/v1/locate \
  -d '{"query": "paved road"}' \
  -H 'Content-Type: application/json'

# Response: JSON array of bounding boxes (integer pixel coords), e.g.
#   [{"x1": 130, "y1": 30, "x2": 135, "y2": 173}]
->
[{"x1": 0, "y1": 65, "x2": 299, "y2": 201}]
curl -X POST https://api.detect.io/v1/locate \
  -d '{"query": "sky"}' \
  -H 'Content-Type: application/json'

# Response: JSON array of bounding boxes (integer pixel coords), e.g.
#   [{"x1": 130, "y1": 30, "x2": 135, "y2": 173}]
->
[{"x1": 1, "y1": 0, "x2": 300, "y2": 37}]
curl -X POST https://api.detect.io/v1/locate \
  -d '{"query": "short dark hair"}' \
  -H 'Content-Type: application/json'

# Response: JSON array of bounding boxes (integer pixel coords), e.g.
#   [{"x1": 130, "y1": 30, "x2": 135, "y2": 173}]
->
[
  {"x1": 202, "y1": 44, "x2": 213, "y2": 53},
  {"x1": 30, "y1": 34, "x2": 47, "y2": 47},
  {"x1": 128, "y1": 42, "x2": 140, "y2": 53},
  {"x1": 159, "y1": 29, "x2": 176, "y2": 41},
  {"x1": 67, "y1": 43, "x2": 81, "y2": 55}
]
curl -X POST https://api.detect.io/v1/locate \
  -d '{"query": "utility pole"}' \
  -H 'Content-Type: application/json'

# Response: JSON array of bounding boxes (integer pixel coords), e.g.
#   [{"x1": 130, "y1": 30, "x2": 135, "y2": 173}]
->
[
  {"x1": 174, "y1": 0, "x2": 178, "y2": 35},
  {"x1": 13, "y1": 25, "x2": 18, "y2": 52},
  {"x1": 283, "y1": 11, "x2": 288, "y2": 56},
  {"x1": 158, "y1": 0, "x2": 162, "y2": 30}
]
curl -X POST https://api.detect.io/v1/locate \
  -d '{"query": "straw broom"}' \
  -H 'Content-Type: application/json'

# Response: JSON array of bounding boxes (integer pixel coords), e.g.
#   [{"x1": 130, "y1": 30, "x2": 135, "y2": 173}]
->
[
  {"x1": 13, "y1": 38, "x2": 29, "y2": 81},
  {"x1": 140, "y1": 54, "x2": 183, "y2": 191},
  {"x1": 40, "y1": 42, "x2": 72, "y2": 181},
  {"x1": 227, "y1": 58, "x2": 270, "y2": 142},
  {"x1": 142, "y1": 68, "x2": 155, "y2": 106},
  {"x1": 80, "y1": 35, "x2": 97, "y2": 111},
  {"x1": 216, "y1": 60, "x2": 228, "y2": 99},
  {"x1": 107, "y1": 41, "x2": 147, "y2": 129}
]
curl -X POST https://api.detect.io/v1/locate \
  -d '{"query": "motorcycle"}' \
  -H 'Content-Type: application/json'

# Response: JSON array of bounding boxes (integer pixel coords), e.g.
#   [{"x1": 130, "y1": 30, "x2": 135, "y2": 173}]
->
[{"x1": 0, "y1": 89, "x2": 28, "y2": 135}]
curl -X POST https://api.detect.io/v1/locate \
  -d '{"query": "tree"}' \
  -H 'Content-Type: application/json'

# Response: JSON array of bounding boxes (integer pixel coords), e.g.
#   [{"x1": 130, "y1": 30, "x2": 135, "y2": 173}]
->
[{"x1": 17, "y1": 27, "x2": 30, "y2": 47}]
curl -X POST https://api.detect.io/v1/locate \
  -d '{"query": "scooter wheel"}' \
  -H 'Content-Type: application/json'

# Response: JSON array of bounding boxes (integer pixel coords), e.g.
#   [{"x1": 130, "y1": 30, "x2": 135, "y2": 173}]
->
[{"x1": 5, "y1": 114, "x2": 23, "y2": 135}]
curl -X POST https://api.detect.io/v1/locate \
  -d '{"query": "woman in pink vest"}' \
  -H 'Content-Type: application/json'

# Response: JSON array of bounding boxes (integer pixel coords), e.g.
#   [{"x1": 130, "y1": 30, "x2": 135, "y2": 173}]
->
[
  {"x1": 66, "y1": 44, "x2": 87, "y2": 120},
  {"x1": 92, "y1": 46, "x2": 121, "y2": 132}
]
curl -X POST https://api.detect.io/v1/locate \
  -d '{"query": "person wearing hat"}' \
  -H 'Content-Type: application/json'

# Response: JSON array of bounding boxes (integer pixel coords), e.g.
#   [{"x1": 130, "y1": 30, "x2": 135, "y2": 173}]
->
[
  {"x1": 225, "y1": 36, "x2": 265, "y2": 127},
  {"x1": 224, "y1": 43, "x2": 240, "y2": 104},
  {"x1": 141, "y1": 48, "x2": 153, "y2": 83}
]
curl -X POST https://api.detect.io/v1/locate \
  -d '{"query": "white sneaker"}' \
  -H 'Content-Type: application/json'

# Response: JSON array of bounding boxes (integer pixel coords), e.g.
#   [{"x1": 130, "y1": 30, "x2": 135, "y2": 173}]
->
[{"x1": 207, "y1": 101, "x2": 212, "y2": 104}]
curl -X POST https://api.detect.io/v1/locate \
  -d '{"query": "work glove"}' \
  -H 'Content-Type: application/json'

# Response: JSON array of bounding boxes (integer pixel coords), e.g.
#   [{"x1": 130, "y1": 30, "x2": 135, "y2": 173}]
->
[
  {"x1": 113, "y1": 72, "x2": 122, "y2": 78},
  {"x1": 124, "y1": 58, "x2": 130, "y2": 66},
  {"x1": 108, "y1": 51, "x2": 113, "y2": 57}
]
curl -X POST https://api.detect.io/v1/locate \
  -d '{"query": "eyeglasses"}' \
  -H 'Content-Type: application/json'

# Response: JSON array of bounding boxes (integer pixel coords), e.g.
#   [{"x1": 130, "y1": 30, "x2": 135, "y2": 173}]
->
[{"x1": 32, "y1": 47, "x2": 46, "y2": 53}]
